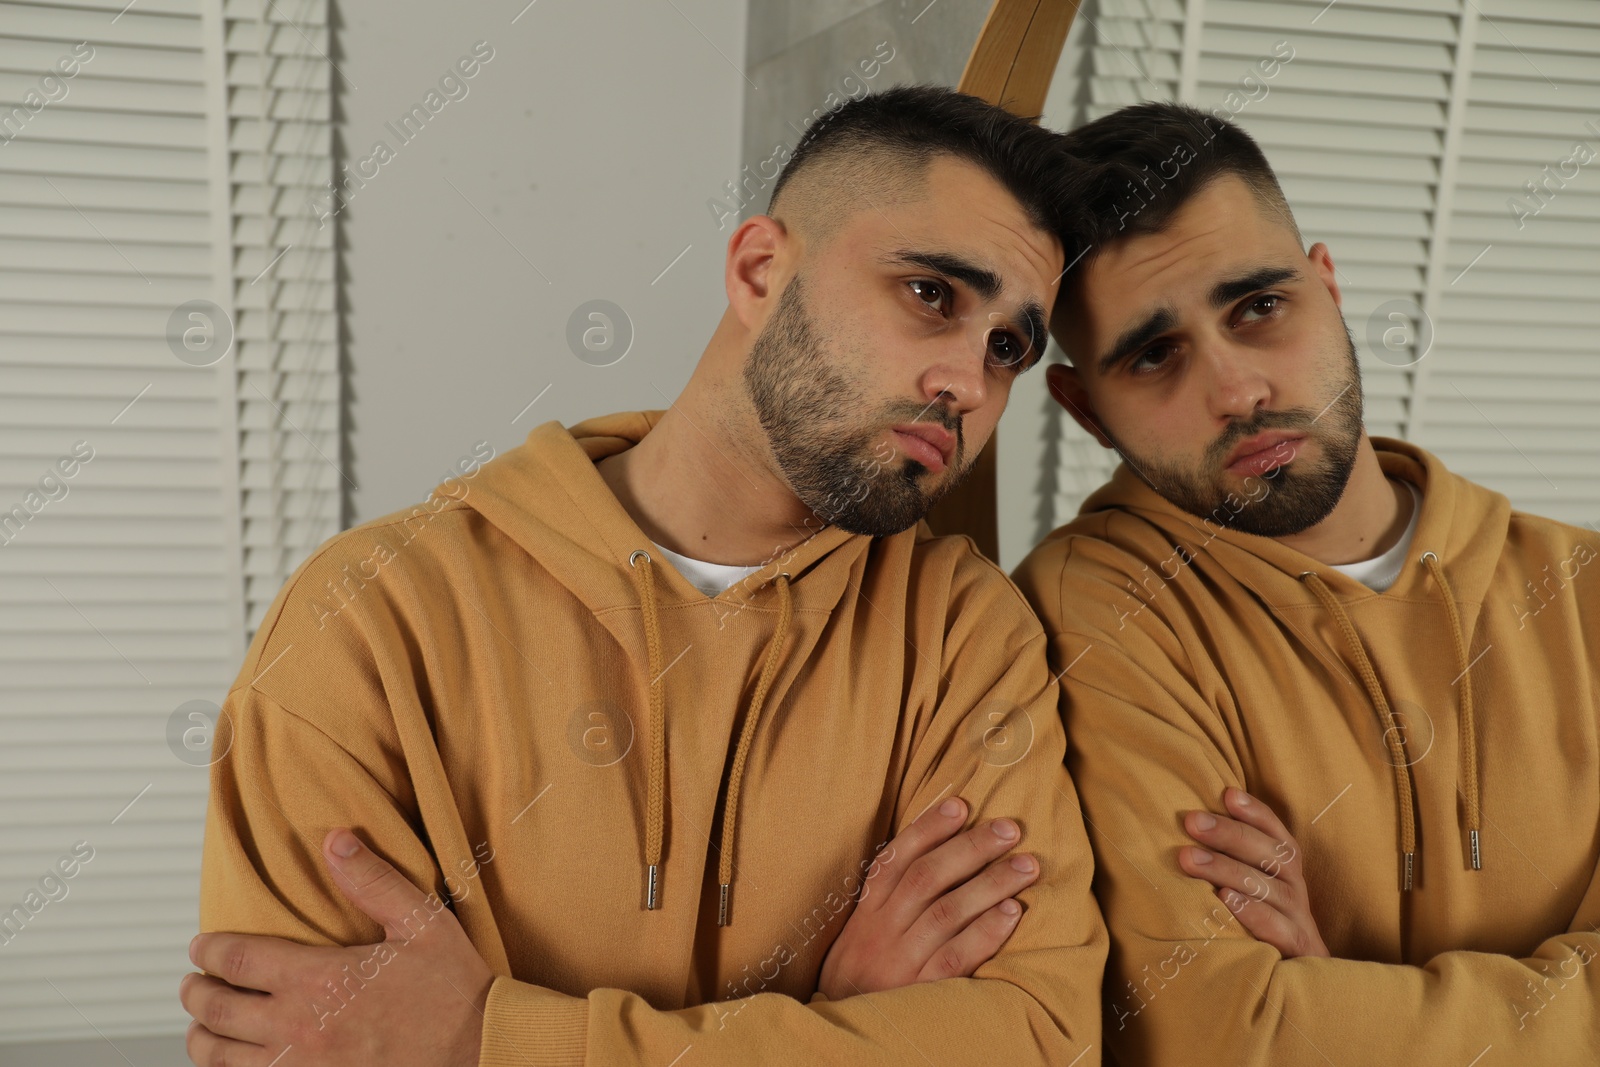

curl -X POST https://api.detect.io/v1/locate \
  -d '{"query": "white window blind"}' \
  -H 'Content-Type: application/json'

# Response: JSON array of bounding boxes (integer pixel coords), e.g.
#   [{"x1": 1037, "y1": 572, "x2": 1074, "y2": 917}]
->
[
  {"x1": 1014, "y1": 0, "x2": 1600, "y2": 551},
  {"x1": 1426, "y1": 0, "x2": 1600, "y2": 525},
  {"x1": 228, "y1": 0, "x2": 341, "y2": 636},
  {"x1": 0, "y1": 0, "x2": 336, "y2": 1044}
]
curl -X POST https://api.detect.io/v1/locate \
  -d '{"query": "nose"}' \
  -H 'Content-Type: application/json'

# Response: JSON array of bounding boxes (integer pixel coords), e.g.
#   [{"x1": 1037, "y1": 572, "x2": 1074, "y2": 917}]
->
[
  {"x1": 917, "y1": 327, "x2": 993, "y2": 417},
  {"x1": 1200, "y1": 337, "x2": 1271, "y2": 422}
]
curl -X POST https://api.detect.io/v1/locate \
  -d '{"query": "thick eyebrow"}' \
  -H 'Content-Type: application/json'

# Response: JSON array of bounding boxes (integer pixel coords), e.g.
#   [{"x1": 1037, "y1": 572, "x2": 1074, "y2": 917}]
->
[
  {"x1": 882, "y1": 248, "x2": 1003, "y2": 299},
  {"x1": 1210, "y1": 265, "x2": 1301, "y2": 309},
  {"x1": 1095, "y1": 265, "x2": 1305, "y2": 374},
  {"x1": 880, "y1": 248, "x2": 1049, "y2": 367},
  {"x1": 1097, "y1": 306, "x2": 1177, "y2": 375}
]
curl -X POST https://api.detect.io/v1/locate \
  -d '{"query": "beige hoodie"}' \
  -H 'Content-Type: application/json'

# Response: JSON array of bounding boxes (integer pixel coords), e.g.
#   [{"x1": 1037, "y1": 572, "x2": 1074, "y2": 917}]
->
[
  {"x1": 200, "y1": 410, "x2": 1107, "y2": 1066},
  {"x1": 1014, "y1": 437, "x2": 1600, "y2": 1064}
]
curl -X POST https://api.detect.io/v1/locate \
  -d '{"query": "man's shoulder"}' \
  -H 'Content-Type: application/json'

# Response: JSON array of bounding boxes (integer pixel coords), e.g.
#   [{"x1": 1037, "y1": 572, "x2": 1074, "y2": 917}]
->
[
  {"x1": 240, "y1": 496, "x2": 491, "y2": 676},
  {"x1": 331, "y1": 494, "x2": 487, "y2": 560},
  {"x1": 280, "y1": 495, "x2": 483, "y2": 602},
  {"x1": 1507, "y1": 505, "x2": 1599, "y2": 549},
  {"x1": 1011, "y1": 514, "x2": 1227, "y2": 692},
  {"x1": 905, "y1": 522, "x2": 1046, "y2": 634},
  {"x1": 1014, "y1": 510, "x2": 1176, "y2": 610}
]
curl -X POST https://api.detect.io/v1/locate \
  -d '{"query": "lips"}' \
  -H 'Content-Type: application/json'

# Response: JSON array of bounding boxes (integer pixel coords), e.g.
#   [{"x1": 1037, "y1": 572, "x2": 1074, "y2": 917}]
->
[
  {"x1": 1224, "y1": 431, "x2": 1304, "y2": 477},
  {"x1": 891, "y1": 423, "x2": 954, "y2": 474}
]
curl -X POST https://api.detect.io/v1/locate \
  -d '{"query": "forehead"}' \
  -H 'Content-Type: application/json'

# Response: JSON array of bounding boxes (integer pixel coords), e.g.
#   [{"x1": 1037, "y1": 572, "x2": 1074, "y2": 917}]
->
[
  {"x1": 835, "y1": 154, "x2": 1064, "y2": 300},
  {"x1": 1073, "y1": 176, "x2": 1301, "y2": 341}
]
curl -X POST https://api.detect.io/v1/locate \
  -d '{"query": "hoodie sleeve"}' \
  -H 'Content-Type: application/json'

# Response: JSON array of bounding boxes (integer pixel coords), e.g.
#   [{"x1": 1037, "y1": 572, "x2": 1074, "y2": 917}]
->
[
  {"x1": 199, "y1": 679, "x2": 451, "y2": 949},
  {"x1": 1043, "y1": 619, "x2": 1600, "y2": 1066},
  {"x1": 475, "y1": 548, "x2": 1109, "y2": 1067}
]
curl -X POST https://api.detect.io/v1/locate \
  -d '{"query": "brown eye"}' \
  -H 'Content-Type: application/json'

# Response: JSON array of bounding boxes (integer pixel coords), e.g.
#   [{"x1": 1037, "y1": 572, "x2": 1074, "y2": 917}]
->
[
  {"x1": 988, "y1": 329, "x2": 1028, "y2": 370},
  {"x1": 909, "y1": 279, "x2": 948, "y2": 313},
  {"x1": 1241, "y1": 295, "x2": 1281, "y2": 322},
  {"x1": 1130, "y1": 344, "x2": 1174, "y2": 375}
]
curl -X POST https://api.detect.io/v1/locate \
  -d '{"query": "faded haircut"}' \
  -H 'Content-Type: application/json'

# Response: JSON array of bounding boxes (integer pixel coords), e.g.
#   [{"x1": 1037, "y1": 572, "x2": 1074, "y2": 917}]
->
[
  {"x1": 767, "y1": 84, "x2": 1087, "y2": 254},
  {"x1": 1059, "y1": 100, "x2": 1303, "y2": 280}
]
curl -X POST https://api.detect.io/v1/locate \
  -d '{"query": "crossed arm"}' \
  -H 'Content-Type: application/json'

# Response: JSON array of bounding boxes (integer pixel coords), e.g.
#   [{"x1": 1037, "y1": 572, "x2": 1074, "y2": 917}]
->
[
  {"x1": 180, "y1": 797, "x2": 1049, "y2": 1065},
  {"x1": 184, "y1": 589, "x2": 1106, "y2": 1067},
  {"x1": 1057, "y1": 632, "x2": 1600, "y2": 1066}
]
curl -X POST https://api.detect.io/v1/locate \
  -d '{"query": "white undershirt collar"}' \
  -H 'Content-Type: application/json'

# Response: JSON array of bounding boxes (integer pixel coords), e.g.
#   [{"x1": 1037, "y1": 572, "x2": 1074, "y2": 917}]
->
[
  {"x1": 1329, "y1": 480, "x2": 1422, "y2": 592},
  {"x1": 650, "y1": 541, "x2": 764, "y2": 598}
]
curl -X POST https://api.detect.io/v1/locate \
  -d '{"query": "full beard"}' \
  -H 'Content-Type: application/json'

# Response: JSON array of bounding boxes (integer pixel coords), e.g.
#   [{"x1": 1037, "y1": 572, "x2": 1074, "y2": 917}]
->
[
  {"x1": 1106, "y1": 324, "x2": 1365, "y2": 538},
  {"x1": 743, "y1": 273, "x2": 968, "y2": 537}
]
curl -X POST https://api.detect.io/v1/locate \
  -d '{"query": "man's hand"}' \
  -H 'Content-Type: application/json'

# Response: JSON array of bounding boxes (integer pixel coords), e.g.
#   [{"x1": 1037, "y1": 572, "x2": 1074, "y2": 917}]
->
[
  {"x1": 1178, "y1": 786, "x2": 1330, "y2": 959},
  {"x1": 817, "y1": 797, "x2": 1038, "y2": 999},
  {"x1": 180, "y1": 828, "x2": 495, "y2": 1066}
]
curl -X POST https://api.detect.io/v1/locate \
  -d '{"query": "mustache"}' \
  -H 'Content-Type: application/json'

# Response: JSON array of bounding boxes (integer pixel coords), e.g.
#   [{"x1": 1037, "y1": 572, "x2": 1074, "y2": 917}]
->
[
  {"x1": 1206, "y1": 408, "x2": 1317, "y2": 466},
  {"x1": 886, "y1": 399, "x2": 962, "y2": 434}
]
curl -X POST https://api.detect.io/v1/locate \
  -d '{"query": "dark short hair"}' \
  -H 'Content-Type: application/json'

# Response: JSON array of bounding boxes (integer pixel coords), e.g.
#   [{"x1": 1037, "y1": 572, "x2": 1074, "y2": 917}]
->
[
  {"x1": 768, "y1": 83, "x2": 1085, "y2": 250},
  {"x1": 1058, "y1": 101, "x2": 1300, "y2": 283}
]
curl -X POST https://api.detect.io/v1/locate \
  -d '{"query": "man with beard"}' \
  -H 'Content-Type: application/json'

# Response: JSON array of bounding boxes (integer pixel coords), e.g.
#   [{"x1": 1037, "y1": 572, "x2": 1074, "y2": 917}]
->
[
  {"x1": 180, "y1": 86, "x2": 1108, "y2": 1067},
  {"x1": 1013, "y1": 101, "x2": 1600, "y2": 1064}
]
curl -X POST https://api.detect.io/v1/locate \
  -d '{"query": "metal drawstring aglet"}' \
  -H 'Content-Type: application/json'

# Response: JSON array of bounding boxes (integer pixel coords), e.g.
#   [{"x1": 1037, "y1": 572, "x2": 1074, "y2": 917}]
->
[
  {"x1": 1403, "y1": 851, "x2": 1415, "y2": 891},
  {"x1": 1469, "y1": 829, "x2": 1482, "y2": 870},
  {"x1": 717, "y1": 883, "x2": 730, "y2": 927},
  {"x1": 646, "y1": 865, "x2": 659, "y2": 910}
]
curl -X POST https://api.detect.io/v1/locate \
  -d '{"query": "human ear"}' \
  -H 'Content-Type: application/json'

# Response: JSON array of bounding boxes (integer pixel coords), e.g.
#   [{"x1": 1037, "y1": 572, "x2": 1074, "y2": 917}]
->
[
  {"x1": 1045, "y1": 362, "x2": 1114, "y2": 449},
  {"x1": 724, "y1": 215, "x2": 787, "y2": 331},
  {"x1": 1306, "y1": 242, "x2": 1342, "y2": 310}
]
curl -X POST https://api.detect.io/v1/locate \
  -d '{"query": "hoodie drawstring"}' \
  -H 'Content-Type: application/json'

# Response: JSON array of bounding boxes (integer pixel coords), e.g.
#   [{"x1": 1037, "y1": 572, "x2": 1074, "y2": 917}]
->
[
  {"x1": 1301, "y1": 571, "x2": 1418, "y2": 889},
  {"x1": 718, "y1": 573, "x2": 792, "y2": 926},
  {"x1": 629, "y1": 549, "x2": 668, "y2": 910},
  {"x1": 627, "y1": 550, "x2": 794, "y2": 925},
  {"x1": 1421, "y1": 551, "x2": 1483, "y2": 872},
  {"x1": 1299, "y1": 550, "x2": 1484, "y2": 891}
]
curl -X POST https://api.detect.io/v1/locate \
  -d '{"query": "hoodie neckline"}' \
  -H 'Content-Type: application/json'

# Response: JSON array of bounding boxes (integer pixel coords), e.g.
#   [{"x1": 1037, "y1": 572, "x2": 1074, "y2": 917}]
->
[
  {"x1": 462, "y1": 411, "x2": 861, "y2": 611},
  {"x1": 1077, "y1": 436, "x2": 1510, "y2": 612}
]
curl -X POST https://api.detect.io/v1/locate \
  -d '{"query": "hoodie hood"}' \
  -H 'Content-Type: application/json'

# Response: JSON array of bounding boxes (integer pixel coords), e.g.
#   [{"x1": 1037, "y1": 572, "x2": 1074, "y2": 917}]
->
[
  {"x1": 463, "y1": 411, "x2": 860, "y2": 616},
  {"x1": 1076, "y1": 436, "x2": 1512, "y2": 890},
  {"x1": 1077, "y1": 437, "x2": 1509, "y2": 614}
]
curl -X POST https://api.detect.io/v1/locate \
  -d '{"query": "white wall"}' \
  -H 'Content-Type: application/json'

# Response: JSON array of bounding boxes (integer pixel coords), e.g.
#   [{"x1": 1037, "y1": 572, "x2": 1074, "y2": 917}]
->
[
  {"x1": 342, "y1": 0, "x2": 748, "y2": 524},
  {"x1": 0, "y1": 2, "x2": 748, "y2": 1062}
]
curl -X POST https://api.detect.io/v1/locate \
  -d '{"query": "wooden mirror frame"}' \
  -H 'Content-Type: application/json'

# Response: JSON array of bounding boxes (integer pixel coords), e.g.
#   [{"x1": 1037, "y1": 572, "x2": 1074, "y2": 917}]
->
[{"x1": 923, "y1": 0, "x2": 1082, "y2": 560}]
